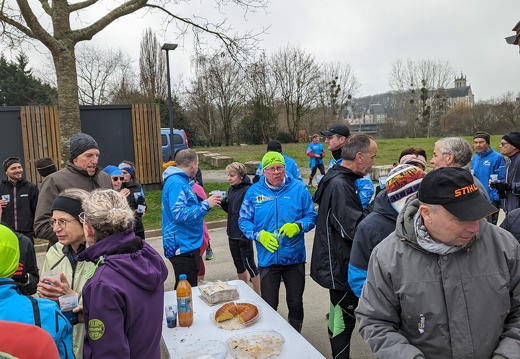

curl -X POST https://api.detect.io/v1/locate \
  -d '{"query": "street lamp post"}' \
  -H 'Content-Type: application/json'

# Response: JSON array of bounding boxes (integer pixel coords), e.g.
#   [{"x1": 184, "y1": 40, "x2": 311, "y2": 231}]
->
[{"x1": 161, "y1": 43, "x2": 178, "y2": 161}]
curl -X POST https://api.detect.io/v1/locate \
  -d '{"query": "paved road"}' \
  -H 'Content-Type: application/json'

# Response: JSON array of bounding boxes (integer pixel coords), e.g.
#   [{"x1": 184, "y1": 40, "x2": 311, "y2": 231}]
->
[{"x1": 36, "y1": 227, "x2": 375, "y2": 359}]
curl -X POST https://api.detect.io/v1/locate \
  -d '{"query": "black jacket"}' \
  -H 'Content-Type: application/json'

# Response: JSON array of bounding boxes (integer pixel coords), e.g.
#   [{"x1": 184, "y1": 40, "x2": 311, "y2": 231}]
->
[
  {"x1": 501, "y1": 207, "x2": 520, "y2": 243},
  {"x1": 0, "y1": 179, "x2": 38, "y2": 237},
  {"x1": 222, "y1": 175, "x2": 251, "y2": 240},
  {"x1": 122, "y1": 179, "x2": 145, "y2": 235},
  {"x1": 16, "y1": 231, "x2": 39, "y2": 295},
  {"x1": 310, "y1": 164, "x2": 364, "y2": 291},
  {"x1": 348, "y1": 189, "x2": 398, "y2": 288}
]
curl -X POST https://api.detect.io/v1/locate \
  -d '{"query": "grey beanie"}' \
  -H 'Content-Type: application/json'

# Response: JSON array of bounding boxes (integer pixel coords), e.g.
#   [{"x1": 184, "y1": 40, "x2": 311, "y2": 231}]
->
[{"x1": 69, "y1": 133, "x2": 99, "y2": 162}]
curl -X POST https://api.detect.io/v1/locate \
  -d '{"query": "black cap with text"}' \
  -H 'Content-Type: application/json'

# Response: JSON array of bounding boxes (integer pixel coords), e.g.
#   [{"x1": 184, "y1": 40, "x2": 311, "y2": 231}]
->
[{"x1": 418, "y1": 167, "x2": 497, "y2": 221}]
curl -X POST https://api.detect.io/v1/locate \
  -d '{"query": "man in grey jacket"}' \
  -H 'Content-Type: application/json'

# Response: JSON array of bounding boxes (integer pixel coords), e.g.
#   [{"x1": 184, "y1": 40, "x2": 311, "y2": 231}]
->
[
  {"x1": 34, "y1": 133, "x2": 112, "y2": 249},
  {"x1": 356, "y1": 167, "x2": 520, "y2": 359}
]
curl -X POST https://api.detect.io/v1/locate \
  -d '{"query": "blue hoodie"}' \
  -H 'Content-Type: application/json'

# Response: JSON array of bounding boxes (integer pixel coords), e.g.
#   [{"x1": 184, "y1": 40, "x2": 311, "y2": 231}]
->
[
  {"x1": 77, "y1": 230, "x2": 168, "y2": 359},
  {"x1": 239, "y1": 174, "x2": 317, "y2": 267},
  {"x1": 471, "y1": 147, "x2": 506, "y2": 202},
  {"x1": 0, "y1": 279, "x2": 74, "y2": 359},
  {"x1": 162, "y1": 166, "x2": 210, "y2": 258}
]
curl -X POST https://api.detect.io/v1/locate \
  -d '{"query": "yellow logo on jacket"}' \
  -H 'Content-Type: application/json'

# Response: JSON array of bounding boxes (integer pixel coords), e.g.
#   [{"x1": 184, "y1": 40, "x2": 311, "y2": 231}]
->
[{"x1": 88, "y1": 319, "x2": 105, "y2": 340}]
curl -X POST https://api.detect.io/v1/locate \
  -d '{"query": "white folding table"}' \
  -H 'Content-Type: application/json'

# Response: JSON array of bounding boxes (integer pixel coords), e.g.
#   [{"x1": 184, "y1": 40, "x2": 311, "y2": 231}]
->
[{"x1": 161, "y1": 279, "x2": 325, "y2": 358}]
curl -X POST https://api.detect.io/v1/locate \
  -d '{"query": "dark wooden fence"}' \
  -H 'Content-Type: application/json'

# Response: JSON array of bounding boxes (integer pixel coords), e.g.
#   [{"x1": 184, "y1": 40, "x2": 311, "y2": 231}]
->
[{"x1": 6, "y1": 104, "x2": 162, "y2": 188}]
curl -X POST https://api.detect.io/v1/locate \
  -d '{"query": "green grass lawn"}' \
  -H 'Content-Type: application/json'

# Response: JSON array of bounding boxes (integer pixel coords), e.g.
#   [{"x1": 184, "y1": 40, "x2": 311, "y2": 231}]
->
[{"x1": 144, "y1": 135, "x2": 505, "y2": 231}]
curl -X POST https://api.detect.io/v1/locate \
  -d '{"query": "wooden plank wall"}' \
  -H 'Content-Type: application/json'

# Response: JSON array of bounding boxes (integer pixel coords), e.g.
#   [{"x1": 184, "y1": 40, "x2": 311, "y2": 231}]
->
[
  {"x1": 20, "y1": 106, "x2": 61, "y2": 187},
  {"x1": 131, "y1": 104, "x2": 162, "y2": 185}
]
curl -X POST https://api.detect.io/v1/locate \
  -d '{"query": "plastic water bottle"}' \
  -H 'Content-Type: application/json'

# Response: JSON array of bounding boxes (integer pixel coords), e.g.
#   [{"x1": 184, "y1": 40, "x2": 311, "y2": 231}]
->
[{"x1": 176, "y1": 274, "x2": 193, "y2": 327}]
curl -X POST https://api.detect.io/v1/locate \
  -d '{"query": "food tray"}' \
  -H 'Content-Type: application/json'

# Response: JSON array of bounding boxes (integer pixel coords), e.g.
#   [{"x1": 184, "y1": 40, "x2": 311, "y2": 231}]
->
[
  {"x1": 210, "y1": 301, "x2": 261, "y2": 330},
  {"x1": 227, "y1": 330, "x2": 285, "y2": 358},
  {"x1": 198, "y1": 281, "x2": 240, "y2": 306},
  {"x1": 170, "y1": 340, "x2": 227, "y2": 359}
]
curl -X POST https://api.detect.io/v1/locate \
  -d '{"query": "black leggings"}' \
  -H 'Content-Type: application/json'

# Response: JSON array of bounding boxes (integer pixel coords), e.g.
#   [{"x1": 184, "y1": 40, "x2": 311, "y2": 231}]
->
[
  {"x1": 328, "y1": 288, "x2": 358, "y2": 359},
  {"x1": 310, "y1": 164, "x2": 325, "y2": 178},
  {"x1": 259, "y1": 263, "x2": 305, "y2": 332},
  {"x1": 168, "y1": 248, "x2": 200, "y2": 289}
]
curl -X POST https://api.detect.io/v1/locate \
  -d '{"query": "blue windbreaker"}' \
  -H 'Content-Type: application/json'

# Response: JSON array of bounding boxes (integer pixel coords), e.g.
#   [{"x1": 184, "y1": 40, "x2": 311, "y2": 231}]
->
[
  {"x1": 0, "y1": 279, "x2": 74, "y2": 359},
  {"x1": 471, "y1": 147, "x2": 506, "y2": 202},
  {"x1": 239, "y1": 175, "x2": 317, "y2": 267},
  {"x1": 162, "y1": 166, "x2": 210, "y2": 258}
]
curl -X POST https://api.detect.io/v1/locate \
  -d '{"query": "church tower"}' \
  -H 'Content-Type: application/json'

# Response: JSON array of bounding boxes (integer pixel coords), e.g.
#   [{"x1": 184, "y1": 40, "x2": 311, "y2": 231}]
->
[{"x1": 455, "y1": 73, "x2": 467, "y2": 88}]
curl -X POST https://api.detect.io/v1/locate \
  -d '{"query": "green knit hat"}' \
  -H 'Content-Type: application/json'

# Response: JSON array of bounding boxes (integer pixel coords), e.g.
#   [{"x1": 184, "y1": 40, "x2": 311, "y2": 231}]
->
[
  {"x1": 0, "y1": 224, "x2": 20, "y2": 278},
  {"x1": 262, "y1": 151, "x2": 285, "y2": 170}
]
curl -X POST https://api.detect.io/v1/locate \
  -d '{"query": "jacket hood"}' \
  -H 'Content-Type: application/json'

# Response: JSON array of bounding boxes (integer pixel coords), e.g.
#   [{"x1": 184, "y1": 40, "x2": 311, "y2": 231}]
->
[
  {"x1": 77, "y1": 230, "x2": 166, "y2": 292},
  {"x1": 314, "y1": 165, "x2": 362, "y2": 204},
  {"x1": 162, "y1": 165, "x2": 189, "y2": 182},
  {"x1": 235, "y1": 174, "x2": 252, "y2": 189},
  {"x1": 373, "y1": 189, "x2": 398, "y2": 222}
]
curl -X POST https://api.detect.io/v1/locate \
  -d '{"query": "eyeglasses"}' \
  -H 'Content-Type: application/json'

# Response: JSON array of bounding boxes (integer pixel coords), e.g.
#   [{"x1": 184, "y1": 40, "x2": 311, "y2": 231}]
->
[
  {"x1": 49, "y1": 217, "x2": 78, "y2": 230},
  {"x1": 499, "y1": 142, "x2": 510, "y2": 147},
  {"x1": 264, "y1": 166, "x2": 285, "y2": 173},
  {"x1": 112, "y1": 176, "x2": 124, "y2": 181},
  {"x1": 78, "y1": 212, "x2": 86, "y2": 224}
]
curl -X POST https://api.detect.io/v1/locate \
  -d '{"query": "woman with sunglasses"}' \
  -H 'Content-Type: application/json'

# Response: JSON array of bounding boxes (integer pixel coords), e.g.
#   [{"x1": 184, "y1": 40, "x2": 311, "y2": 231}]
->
[
  {"x1": 37, "y1": 188, "x2": 92, "y2": 359},
  {"x1": 102, "y1": 165, "x2": 128, "y2": 194},
  {"x1": 77, "y1": 189, "x2": 167, "y2": 359}
]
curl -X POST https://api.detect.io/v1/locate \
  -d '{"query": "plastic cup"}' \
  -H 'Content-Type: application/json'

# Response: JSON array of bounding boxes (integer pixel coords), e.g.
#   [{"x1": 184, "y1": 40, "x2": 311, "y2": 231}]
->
[
  {"x1": 137, "y1": 204, "x2": 146, "y2": 214},
  {"x1": 378, "y1": 176, "x2": 388, "y2": 189},
  {"x1": 490, "y1": 174, "x2": 498, "y2": 183},
  {"x1": 1, "y1": 194, "x2": 10, "y2": 203},
  {"x1": 165, "y1": 305, "x2": 177, "y2": 328},
  {"x1": 274, "y1": 229, "x2": 284, "y2": 245},
  {"x1": 42, "y1": 271, "x2": 61, "y2": 286},
  {"x1": 59, "y1": 293, "x2": 79, "y2": 325}
]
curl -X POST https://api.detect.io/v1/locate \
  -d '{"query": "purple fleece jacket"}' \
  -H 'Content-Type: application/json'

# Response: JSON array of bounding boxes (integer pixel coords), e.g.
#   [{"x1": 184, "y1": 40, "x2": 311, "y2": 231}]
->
[{"x1": 77, "y1": 230, "x2": 168, "y2": 359}]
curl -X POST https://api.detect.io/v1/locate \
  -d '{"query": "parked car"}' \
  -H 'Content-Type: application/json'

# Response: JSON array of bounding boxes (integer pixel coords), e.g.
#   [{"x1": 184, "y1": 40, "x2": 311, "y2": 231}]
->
[{"x1": 161, "y1": 128, "x2": 189, "y2": 162}]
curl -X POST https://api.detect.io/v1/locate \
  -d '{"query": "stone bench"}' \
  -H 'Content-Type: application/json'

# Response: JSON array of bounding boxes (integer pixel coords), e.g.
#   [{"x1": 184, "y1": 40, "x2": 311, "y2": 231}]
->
[
  {"x1": 202, "y1": 152, "x2": 220, "y2": 163},
  {"x1": 369, "y1": 165, "x2": 394, "y2": 179},
  {"x1": 210, "y1": 155, "x2": 233, "y2": 167},
  {"x1": 244, "y1": 161, "x2": 261, "y2": 175}
]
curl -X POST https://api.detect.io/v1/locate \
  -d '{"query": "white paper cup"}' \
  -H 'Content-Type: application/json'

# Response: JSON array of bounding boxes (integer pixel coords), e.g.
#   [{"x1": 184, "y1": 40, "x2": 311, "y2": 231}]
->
[
  {"x1": 137, "y1": 204, "x2": 146, "y2": 214},
  {"x1": 490, "y1": 174, "x2": 498, "y2": 183},
  {"x1": 59, "y1": 293, "x2": 78, "y2": 312},
  {"x1": 42, "y1": 271, "x2": 61, "y2": 286},
  {"x1": 2, "y1": 194, "x2": 10, "y2": 203}
]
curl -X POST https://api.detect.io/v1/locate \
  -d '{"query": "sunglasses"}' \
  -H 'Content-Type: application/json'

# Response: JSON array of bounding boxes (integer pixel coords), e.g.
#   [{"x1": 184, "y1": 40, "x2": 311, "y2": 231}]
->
[{"x1": 112, "y1": 176, "x2": 124, "y2": 181}]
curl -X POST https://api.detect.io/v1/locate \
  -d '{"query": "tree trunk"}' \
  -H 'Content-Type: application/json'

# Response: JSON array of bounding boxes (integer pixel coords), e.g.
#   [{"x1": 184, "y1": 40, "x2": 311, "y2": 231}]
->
[{"x1": 52, "y1": 46, "x2": 81, "y2": 164}]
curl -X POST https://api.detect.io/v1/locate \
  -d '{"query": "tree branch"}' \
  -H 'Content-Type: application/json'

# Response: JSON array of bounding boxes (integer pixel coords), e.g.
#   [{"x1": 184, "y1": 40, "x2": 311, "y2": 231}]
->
[
  {"x1": 14, "y1": 0, "x2": 56, "y2": 47},
  {"x1": 68, "y1": 0, "x2": 98, "y2": 13},
  {"x1": 38, "y1": 0, "x2": 52, "y2": 15},
  {"x1": 71, "y1": 0, "x2": 147, "y2": 42}
]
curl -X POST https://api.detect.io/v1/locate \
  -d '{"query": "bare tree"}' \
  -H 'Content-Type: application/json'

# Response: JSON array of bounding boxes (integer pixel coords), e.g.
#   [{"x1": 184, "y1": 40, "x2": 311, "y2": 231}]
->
[
  {"x1": 189, "y1": 52, "x2": 245, "y2": 145},
  {"x1": 0, "y1": 0, "x2": 266, "y2": 159},
  {"x1": 271, "y1": 45, "x2": 321, "y2": 140},
  {"x1": 139, "y1": 28, "x2": 166, "y2": 102},
  {"x1": 76, "y1": 45, "x2": 132, "y2": 105},
  {"x1": 494, "y1": 91, "x2": 520, "y2": 130},
  {"x1": 185, "y1": 75, "x2": 219, "y2": 146},
  {"x1": 315, "y1": 61, "x2": 360, "y2": 131},
  {"x1": 243, "y1": 51, "x2": 278, "y2": 142},
  {"x1": 389, "y1": 59, "x2": 455, "y2": 137}
]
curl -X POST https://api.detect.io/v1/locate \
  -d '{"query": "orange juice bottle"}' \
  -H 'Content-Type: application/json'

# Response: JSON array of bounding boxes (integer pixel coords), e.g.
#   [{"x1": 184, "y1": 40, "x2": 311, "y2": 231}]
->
[{"x1": 176, "y1": 274, "x2": 193, "y2": 327}]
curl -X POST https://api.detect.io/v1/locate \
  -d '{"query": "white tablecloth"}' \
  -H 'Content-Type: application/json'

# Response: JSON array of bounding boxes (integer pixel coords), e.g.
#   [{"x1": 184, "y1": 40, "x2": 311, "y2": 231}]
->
[{"x1": 161, "y1": 279, "x2": 325, "y2": 358}]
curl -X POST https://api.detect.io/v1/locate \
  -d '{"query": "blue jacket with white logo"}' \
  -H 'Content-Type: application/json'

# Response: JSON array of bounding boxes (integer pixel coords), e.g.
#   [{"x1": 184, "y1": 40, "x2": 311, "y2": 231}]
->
[
  {"x1": 471, "y1": 147, "x2": 506, "y2": 202},
  {"x1": 239, "y1": 175, "x2": 317, "y2": 267},
  {"x1": 162, "y1": 166, "x2": 210, "y2": 258}
]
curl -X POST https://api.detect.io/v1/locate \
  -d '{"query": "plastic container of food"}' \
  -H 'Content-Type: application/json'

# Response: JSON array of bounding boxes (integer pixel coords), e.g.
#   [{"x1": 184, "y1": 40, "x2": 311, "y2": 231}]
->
[
  {"x1": 227, "y1": 330, "x2": 285, "y2": 358},
  {"x1": 170, "y1": 340, "x2": 227, "y2": 359}
]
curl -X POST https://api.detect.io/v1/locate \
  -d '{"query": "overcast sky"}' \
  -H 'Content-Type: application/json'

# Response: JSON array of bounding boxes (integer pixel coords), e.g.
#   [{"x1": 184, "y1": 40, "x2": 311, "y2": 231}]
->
[{"x1": 14, "y1": 0, "x2": 520, "y2": 101}]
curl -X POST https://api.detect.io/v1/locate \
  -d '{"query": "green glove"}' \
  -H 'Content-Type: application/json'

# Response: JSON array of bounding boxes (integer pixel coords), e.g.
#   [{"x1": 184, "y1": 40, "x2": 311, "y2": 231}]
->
[
  {"x1": 279, "y1": 222, "x2": 301, "y2": 238},
  {"x1": 258, "y1": 230, "x2": 279, "y2": 253}
]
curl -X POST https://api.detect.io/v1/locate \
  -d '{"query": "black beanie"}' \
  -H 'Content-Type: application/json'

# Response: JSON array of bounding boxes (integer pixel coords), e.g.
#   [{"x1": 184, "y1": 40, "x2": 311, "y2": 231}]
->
[
  {"x1": 266, "y1": 140, "x2": 282, "y2": 153},
  {"x1": 69, "y1": 133, "x2": 99, "y2": 162},
  {"x1": 473, "y1": 132, "x2": 490, "y2": 145},
  {"x1": 36, "y1": 157, "x2": 57, "y2": 177},
  {"x1": 51, "y1": 196, "x2": 83, "y2": 220},
  {"x1": 503, "y1": 131, "x2": 520, "y2": 150},
  {"x1": 3, "y1": 157, "x2": 21, "y2": 172}
]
